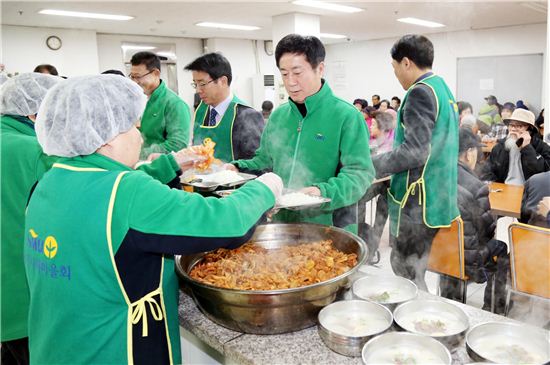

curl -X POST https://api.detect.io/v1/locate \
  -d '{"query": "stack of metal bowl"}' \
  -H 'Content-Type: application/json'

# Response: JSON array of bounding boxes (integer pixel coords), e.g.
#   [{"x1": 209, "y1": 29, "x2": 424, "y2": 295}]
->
[
  {"x1": 176, "y1": 223, "x2": 368, "y2": 334},
  {"x1": 362, "y1": 332, "x2": 452, "y2": 365},
  {"x1": 352, "y1": 275, "x2": 417, "y2": 311},
  {"x1": 393, "y1": 299, "x2": 469, "y2": 348},
  {"x1": 317, "y1": 300, "x2": 393, "y2": 357},
  {"x1": 466, "y1": 322, "x2": 550, "y2": 364}
]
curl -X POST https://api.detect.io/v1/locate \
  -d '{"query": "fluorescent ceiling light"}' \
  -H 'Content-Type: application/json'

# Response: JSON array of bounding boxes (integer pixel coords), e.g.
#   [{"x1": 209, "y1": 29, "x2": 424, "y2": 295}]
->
[
  {"x1": 195, "y1": 22, "x2": 260, "y2": 31},
  {"x1": 397, "y1": 17, "x2": 445, "y2": 28},
  {"x1": 292, "y1": 0, "x2": 363, "y2": 13},
  {"x1": 320, "y1": 33, "x2": 347, "y2": 39},
  {"x1": 39, "y1": 9, "x2": 133, "y2": 21},
  {"x1": 121, "y1": 45, "x2": 156, "y2": 50}
]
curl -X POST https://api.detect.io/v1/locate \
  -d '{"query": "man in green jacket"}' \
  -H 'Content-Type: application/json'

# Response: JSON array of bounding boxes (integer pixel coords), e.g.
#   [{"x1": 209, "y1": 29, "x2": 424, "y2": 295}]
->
[
  {"x1": 26, "y1": 75, "x2": 283, "y2": 364},
  {"x1": 228, "y1": 34, "x2": 375, "y2": 233},
  {"x1": 0, "y1": 72, "x2": 61, "y2": 365},
  {"x1": 373, "y1": 35, "x2": 460, "y2": 290},
  {"x1": 130, "y1": 51, "x2": 191, "y2": 159},
  {"x1": 185, "y1": 52, "x2": 265, "y2": 163}
]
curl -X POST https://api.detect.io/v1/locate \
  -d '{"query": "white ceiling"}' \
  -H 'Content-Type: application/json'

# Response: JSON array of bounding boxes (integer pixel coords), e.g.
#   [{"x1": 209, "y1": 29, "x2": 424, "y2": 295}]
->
[{"x1": 1, "y1": 1, "x2": 548, "y2": 44}]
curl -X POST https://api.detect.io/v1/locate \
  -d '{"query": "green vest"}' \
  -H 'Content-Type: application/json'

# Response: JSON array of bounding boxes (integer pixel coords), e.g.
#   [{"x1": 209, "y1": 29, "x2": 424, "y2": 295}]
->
[
  {"x1": 193, "y1": 95, "x2": 247, "y2": 162},
  {"x1": 25, "y1": 163, "x2": 180, "y2": 364},
  {"x1": 0, "y1": 115, "x2": 57, "y2": 341},
  {"x1": 24, "y1": 153, "x2": 275, "y2": 364},
  {"x1": 388, "y1": 74, "x2": 460, "y2": 236}
]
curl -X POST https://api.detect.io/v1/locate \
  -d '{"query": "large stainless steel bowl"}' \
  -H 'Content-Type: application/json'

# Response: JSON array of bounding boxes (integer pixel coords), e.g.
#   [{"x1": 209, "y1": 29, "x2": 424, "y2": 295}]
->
[{"x1": 176, "y1": 223, "x2": 368, "y2": 334}]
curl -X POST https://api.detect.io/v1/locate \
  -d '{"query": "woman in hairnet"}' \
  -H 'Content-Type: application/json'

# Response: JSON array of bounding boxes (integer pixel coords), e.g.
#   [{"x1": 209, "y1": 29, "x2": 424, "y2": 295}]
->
[
  {"x1": 24, "y1": 74, "x2": 282, "y2": 365},
  {"x1": 1, "y1": 72, "x2": 61, "y2": 365}
]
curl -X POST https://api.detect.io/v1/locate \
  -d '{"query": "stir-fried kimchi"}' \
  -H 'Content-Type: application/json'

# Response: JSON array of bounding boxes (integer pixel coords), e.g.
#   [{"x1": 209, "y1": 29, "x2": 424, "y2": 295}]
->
[
  {"x1": 189, "y1": 240, "x2": 358, "y2": 290},
  {"x1": 190, "y1": 138, "x2": 219, "y2": 171}
]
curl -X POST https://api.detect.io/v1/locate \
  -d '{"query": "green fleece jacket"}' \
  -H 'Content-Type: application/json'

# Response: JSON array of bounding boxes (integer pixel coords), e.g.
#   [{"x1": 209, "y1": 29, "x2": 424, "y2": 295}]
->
[
  {"x1": 139, "y1": 80, "x2": 191, "y2": 159},
  {"x1": 234, "y1": 81, "x2": 375, "y2": 228}
]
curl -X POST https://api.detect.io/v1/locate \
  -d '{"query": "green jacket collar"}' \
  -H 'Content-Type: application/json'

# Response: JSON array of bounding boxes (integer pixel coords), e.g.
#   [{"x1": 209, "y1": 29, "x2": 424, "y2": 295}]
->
[
  {"x1": 56, "y1": 153, "x2": 133, "y2": 172},
  {"x1": 148, "y1": 80, "x2": 166, "y2": 104},
  {"x1": 288, "y1": 79, "x2": 331, "y2": 118},
  {"x1": 1, "y1": 115, "x2": 36, "y2": 135}
]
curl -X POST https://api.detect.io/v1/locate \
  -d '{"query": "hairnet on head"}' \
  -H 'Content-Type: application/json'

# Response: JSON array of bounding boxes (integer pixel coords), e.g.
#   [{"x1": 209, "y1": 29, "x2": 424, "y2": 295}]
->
[
  {"x1": 0, "y1": 72, "x2": 61, "y2": 116},
  {"x1": 36, "y1": 74, "x2": 147, "y2": 157}
]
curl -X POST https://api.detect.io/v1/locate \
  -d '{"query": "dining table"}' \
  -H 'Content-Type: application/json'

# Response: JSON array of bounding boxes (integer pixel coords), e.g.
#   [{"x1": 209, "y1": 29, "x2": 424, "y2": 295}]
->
[{"x1": 488, "y1": 182, "x2": 524, "y2": 218}]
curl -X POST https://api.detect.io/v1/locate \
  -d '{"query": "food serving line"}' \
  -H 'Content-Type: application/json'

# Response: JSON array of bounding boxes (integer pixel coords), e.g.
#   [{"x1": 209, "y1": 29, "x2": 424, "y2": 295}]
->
[
  {"x1": 173, "y1": 166, "x2": 548, "y2": 364},
  {"x1": 174, "y1": 224, "x2": 549, "y2": 364},
  {"x1": 177, "y1": 285, "x2": 541, "y2": 365}
]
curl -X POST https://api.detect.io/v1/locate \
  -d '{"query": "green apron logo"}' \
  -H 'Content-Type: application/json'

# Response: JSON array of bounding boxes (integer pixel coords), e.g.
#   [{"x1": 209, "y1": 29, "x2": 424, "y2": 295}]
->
[
  {"x1": 43, "y1": 236, "x2": 58, "y2": 259},
  {"x1": 28, "y1": 229, "x2": 59, "y2": 259}
]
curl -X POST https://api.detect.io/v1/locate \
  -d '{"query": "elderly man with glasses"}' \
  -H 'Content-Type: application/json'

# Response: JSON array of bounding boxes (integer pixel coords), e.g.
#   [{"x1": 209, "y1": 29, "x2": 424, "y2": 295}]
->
[
  {"x1": 481, "y1": 108, "x2": 550, "y2": 184},
  {"x1": 184, "y1": 53, "x2": 265, "y2": 165},
  {"x1": 129, "y1": 51, "x2": 190, "y2": 159}
]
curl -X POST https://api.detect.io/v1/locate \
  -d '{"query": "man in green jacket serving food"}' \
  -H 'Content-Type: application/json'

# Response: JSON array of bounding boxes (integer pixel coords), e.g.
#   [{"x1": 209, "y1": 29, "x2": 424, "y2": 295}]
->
[
  {"x1": 130, "y1": 51, "x2": 191, "y2": 159},
  {"x1": 227, "y1": 34, "x2": 375, "y2": 233},
  {"x1": 25, "y1": 75, "x2": 283, "y2": 364}
]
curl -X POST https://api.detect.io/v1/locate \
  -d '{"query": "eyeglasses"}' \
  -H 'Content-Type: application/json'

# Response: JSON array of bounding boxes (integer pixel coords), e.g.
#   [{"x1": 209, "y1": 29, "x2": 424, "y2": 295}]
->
[
  {"x1": 508, "y1": 122, "x2": 528, "y2": 129},
  {"x1": 191, "y1": 79, "x2": 216, "y2": 89},
  {"x1": 128, "y1": 70, "x2": 155, "y2": 81}
]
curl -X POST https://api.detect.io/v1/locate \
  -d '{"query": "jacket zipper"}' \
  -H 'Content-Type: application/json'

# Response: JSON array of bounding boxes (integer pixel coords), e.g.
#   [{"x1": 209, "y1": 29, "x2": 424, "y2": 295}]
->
[{"x1": 288, "y1": 118, "x2": 304, "y2": 187}]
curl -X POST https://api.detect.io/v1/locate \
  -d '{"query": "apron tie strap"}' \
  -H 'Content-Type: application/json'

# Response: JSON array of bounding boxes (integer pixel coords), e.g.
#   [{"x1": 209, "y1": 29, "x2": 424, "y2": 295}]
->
[
  {"x1": 130, "y1": 287, "x2": 163, "y2": 337},
  {"x1": 400, "y1": 178, "x2": 424, "y2": 209}
]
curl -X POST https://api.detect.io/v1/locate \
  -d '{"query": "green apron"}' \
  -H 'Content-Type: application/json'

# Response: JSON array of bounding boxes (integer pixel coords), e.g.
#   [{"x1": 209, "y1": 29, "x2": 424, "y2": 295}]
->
[
  {"x1": 388, "y1": 74, "x2": 460, "y2": 237},
  {"x1": 25, "y1": 164, "x2": 179, "y2": 364},
  {"x1": 193, "y1": 95, "x2": 248, "y2": 162}
]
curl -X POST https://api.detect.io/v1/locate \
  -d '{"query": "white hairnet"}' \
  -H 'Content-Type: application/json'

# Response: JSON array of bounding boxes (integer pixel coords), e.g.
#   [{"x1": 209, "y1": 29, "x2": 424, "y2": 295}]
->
[
  {"x1": 0, "y1": 72, "x2": 61, "y2": 116},
  {"x1": 36, "y1": 74, "x2": 147, "y2": 157}
]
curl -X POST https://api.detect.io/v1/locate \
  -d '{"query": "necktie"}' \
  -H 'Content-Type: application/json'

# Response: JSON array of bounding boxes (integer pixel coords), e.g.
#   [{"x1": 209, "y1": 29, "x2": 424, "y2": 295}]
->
[{"x1": 208, "y1": 108, "x2": 218, "y2": 126}]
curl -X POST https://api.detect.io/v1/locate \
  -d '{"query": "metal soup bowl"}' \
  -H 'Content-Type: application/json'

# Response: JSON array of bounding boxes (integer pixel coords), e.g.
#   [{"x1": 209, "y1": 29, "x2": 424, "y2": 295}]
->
[
  {"x1": 352, "y1": 275, "x2": 417, "y2": 311},
  {"x1": 318, "y1": 300, "x2": 393, "y2": 357},
  {"x1": 393, "y1": 299, "x2": 469, "y2": 348},
  {"x1": 176, "y1": 223, "x2": 368, "y2": 334},
  {"x1": 362, "y1": 332, "x2": 452, "y2": 365},
  {"x1": 466, "y1": 321, "x2": 550, "y2": 364}
]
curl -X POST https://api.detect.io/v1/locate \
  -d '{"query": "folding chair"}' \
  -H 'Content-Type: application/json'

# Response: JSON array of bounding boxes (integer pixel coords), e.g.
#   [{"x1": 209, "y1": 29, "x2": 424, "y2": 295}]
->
[
  {"x1": 506, "y1": 222, "x2": 550, "y2": 315},
  {"x1": 427, "y1": 217, "x2": 469, "y2": 303}
]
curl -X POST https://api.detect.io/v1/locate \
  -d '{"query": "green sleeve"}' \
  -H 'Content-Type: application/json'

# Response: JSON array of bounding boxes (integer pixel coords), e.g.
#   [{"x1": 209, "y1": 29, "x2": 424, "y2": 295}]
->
[
  {"x1": 135, "y1": 154, "x2": 179, "y2": 184},
  {"x1": 232, "y1": 120, "x2": 273, "y2": 171},
  {"x1": 124, "y1": 176, "x2": 274, "y2": 238},
  {"x1": 316, "y1": 113, "x2": 375, "y2": 210},
  {"x1": 35, "y1": 152, "x2": 58, "y2": 181},
  {"x1": 141, "y1": 98, "x2": 190, "y2": 157}
]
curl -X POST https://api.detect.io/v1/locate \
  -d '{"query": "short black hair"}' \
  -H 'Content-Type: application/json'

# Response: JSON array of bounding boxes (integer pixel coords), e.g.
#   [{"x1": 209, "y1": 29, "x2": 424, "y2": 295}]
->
[
  {"x1": 353, "y1": 98, "x2": 369, "y2": 109},
  {"x1": 380, "y1": 99, "x2": 391, "y2": 107},
  {"x1": 372, "y1": 94, "x2": 380, "y2": 100},
  {"x1": 275, "y1": 34, "x2": 325, "y2": 69},
  {"x1": 184, "y1": 52, "x2": 232, "y2": 86},
  {"x1": 101, "y1": 69, "x2": 125, "y2": 77},
  {"x1": 391, "y1": 96, "x2": 401, "y2": 104},
  {"x1": 33, "y1": 64, "x2": 58, "y2": 76},
  {"x1": 130, "y1": 52, "x2": 161, "y2": 71},
  {"x1": 391, "y1": 34, "x2": 434, "y2": 69},
  {"x1": 502, "y1": 102, "x2": 516, "y2": 111},
  {"x1": 261, "y1": 100, "x2": 273, "y2": 112},
  {"x1": 457, "y1": 101, "x2": 473, "y2": 115}
]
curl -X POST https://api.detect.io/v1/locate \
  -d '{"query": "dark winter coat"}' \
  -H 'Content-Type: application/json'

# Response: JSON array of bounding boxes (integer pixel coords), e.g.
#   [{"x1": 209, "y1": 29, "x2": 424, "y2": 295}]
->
[
  {"x1": 481, "y1": 132, "x2": 550, "y2": 182},
  {"x1": 457, "y1": 162, "x2": 496, "y2": 281}
]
